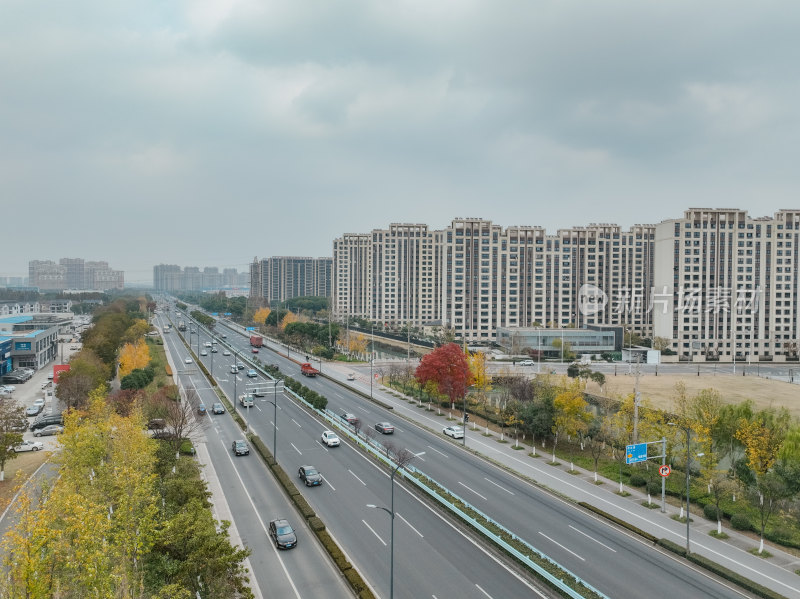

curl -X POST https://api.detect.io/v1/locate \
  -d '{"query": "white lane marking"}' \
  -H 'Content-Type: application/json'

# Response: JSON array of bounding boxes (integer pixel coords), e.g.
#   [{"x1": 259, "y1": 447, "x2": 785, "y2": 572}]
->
[
  {"x1": 218, "y1": 438, "x2": 302, "y2": 599},
  {"x1": 475, "y1": 584, "x2": 493, "y2": 598},
  {"x1": 484, "y1": 477, "x2": 514, "y2": 495},
  {"x1": 254, "y1": 404, "x2": 262, "y2": 412},
  {"x1": 362, "y1": 519, "x2": 387, "y2": 546},
  {"x1": 406, "y1": 449, "x2": 425, "y2": 461},
  {"x1": 349, "y1": 469, "x2": 367, "y2": 486},
  {"x1": 291, "y1": 418, "x2": 302, "y2": 427},
  {"x1": 396, "y1": 512, "x2": 423, "y2": 538},
  {"x1": 321, "y1": 475, "x2": 336, "y2": 491},
  {"x1": 457, "y1": 481, "x2": 487, "y2": 501},
  {"x1": 538, "y1": 532, "x2": 585, "y2": 561},
  {"x1": 569, "y1": 525, "x2": 617, "y2": 552},
  {"x1": 426, "y1": 445, "x2": 448, "y2": 458},
  {"x1": 291, "y1": 443, "x2": 302, "y2": 455}
]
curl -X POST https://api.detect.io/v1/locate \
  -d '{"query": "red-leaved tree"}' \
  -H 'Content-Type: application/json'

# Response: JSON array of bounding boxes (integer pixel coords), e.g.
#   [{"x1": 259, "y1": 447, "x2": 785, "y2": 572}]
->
[{"x1": 415, "y1": 343, "x2": 473, "y2": 409}]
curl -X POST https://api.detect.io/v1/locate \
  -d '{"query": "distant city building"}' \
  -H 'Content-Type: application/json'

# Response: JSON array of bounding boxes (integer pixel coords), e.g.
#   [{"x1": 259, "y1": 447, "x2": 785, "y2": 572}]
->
[
  {"x1": 27, "y1": 257, "x2": 124, "y2": 291},
  {"x1": 332, "y1": 209, "x2": 800, "y2": 362},
  {"x1": 249, "y1": 256, "x2": 332, "y2": 304},
  {"x1": 153, "y1": 264, "x2": 249, "y2": 293}
]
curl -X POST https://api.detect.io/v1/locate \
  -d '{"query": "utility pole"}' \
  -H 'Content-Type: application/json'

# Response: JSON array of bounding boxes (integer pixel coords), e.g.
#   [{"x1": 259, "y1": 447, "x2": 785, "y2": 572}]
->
[{"x1": 633, "y1": 354, "x2": 642, "y2": 442}]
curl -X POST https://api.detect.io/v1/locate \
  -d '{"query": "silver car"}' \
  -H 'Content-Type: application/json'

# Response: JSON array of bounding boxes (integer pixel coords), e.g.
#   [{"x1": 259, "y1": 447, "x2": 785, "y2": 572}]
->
[{"x1": 34, "y1": 424, "x2": 64, "y2": 437}]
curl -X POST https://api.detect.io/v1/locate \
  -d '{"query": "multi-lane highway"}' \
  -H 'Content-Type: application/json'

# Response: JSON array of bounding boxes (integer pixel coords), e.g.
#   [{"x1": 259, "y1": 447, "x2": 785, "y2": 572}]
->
[
  {"x1": 168, "y1": 312, "x2": 556, "y2": 599},
  {"x1": 182, "y1": 309, "x2": 799, "y2": 599},
  {"x1": 157, "y1": 315, "x2": 355, "y2": 599}
]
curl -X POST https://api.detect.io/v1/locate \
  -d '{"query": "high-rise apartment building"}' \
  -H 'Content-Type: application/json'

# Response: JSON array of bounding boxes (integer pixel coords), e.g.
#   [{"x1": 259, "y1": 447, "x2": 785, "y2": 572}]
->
[
  {"x1": 153, "y1": 264, "x2": 248, "y2": 292},
  {"x1": 249, "y1": 256, "x2": 333, "y2": 303},
  {"x1": 653, "y1": 208, "x2": 800, "y2": 361},
  {"x1": 29, "y1": 258, "x2": 123, "y2": 291},
  {"x1": 332, "y1": 209, "x2": 799, "y2": 360}
]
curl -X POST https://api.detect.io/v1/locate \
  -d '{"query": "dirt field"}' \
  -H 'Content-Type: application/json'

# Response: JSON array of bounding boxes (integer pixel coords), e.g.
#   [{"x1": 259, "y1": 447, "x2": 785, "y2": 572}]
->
[
  {"x1": 585, "y1": 373, "x2": 800, "y2": 418},
  {"x1": 0, "y1": 450, "x2": 51, "y2": 515}
]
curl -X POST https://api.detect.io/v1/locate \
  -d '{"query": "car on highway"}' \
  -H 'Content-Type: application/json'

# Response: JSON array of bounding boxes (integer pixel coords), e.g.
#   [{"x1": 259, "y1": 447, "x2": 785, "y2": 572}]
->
[
  {"x1": 10, "y1": 439, "x2": 44, "y2": 452},
  {"x1": 221, "y1": 334, "x2": 227, "y2": 338},
  {"x1": 298, "y1": 465, "x2": 322, "y2": 486},
  {"x1": 237, "y1": 363, "x2": 245, "y2": 370},
  {"x1": 341, "y1": 412, "x2": 359, "y2": 426},
  {"x1": 252, "y1": 388, "x2": 265, "y2": 397},
  {"x1": 204, "y1": 341, "x2": 212, "y2": 347},
  {"x1": 200, "y1": 350, "x2": 208, "y2": 356},
  {"x1": 443, "y1": 425, "x2": 464, "y2": 439},
  {"x1": 212, "y1": 403, "x2": 225, "y2": 414},
  {"x1": 230, "y1": 365, "x2": 238, "y2": 374},
  {"x1": 346, "y1": 372, "x2": 356, "y2": 381},
  {"x1": 247, "y1": 369, "x2": 257, "y2": 378},
  {"x1": 26, "y1": 404, "x2": 43, "y2": 417},
  {"x1": 222, "y1": 350, "x2": 231, "y2": 356},
  {"x1": 251, "y1": 348, "x2": 259, "y2": 354},
  {"x1": 375, "y1": 422, "x2": 394, "y2": 434},
  {"x1": 197, "y1": 404, "x2": 207, "y2": 415},
  {"x1": 519, "y1": 359, "x2": 535, "y2": 366},
  {"x1": 184, "y1": 358, "x2": 193, "y2": 364},
  {"x1": 321, "y1": 431, "x2": 340, "y2": 447},
  {"x1": 33, "y1": 424, "x2": 64, "y2": 437},
  {"x1": 269, "y1": 519, "x2": 297, "y2": 549},
  {"x1": 211, "y1": 347, "x2": 218, "y2": 353},
  {"x1": 231, "y1": 439, "x2": 249, "y2": 456}
]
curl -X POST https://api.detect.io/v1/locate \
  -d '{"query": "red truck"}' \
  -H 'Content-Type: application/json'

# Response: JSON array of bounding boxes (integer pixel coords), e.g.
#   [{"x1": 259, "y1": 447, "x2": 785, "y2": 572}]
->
[
  {"x1": 249, "y1": 335, "x2": 263, "y2": 348},
  {"x1": 300, "y1": 363, "x2": 319, "y2": 377}
]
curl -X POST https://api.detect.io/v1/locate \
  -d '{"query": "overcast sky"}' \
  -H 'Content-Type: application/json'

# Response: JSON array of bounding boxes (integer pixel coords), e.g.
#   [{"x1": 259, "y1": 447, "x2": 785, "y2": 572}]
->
[{"x1": 2, "y1": 1, "x2": 799, "y2": 285}]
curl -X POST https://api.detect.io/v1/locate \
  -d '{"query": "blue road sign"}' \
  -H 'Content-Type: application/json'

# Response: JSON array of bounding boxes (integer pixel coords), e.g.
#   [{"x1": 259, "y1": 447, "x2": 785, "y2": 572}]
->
[
  {"x1": 626, "y1": 443, "x2": 648, "y2": 464},
  {"x1": 224, "y1": 313, "x2": 232, "y2": 316},
  {"x1": 246, "y1": 327, "x2": 255, "y2": 331},
  {"x1": 211, "y1": 312, "x2": 219, "y2": 316}
]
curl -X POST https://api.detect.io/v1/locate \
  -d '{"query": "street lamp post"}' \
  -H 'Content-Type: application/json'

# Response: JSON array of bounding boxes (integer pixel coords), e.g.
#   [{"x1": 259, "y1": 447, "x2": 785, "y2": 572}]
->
[
  {"x1": 628, "y1": 326, "x2": 632, "y2": 375},
  {"x1": 263, "y1": 380, "x2": 283, "y2": 462},
  {"x1": 669, "y1": 422, "x2": 700, "y2": 555},
  {"x1": 537, "y1": 327, "x2": 542, "y2": 374},
  {"x1": 366, "y1": 451, "x2": 424, "y2": 599},
  {"x1": 370, "y1": 324, "x2": 375, "y2": 399}
]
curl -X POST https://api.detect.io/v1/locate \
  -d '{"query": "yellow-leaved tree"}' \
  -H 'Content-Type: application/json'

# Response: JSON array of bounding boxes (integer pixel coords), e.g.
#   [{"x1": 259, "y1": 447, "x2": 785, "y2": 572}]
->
[
  {"x1": 253, "y1": 307, "x2": 271, "y2": 325},
  {"x1": 118, "y1": 338, "x2": 150, "y2": 378},
  {"x1": 551, "y1": 379, "x2": 591, "y2": 464},
  {"x1": 280, "y1": 311, "x2": 298, "y2": 331}
]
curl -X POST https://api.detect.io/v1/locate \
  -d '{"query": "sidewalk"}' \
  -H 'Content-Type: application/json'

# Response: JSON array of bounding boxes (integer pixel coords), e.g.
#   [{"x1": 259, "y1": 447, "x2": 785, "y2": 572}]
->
[{"x1": 318, "y1": 356, "x2": 800, "y2": 599}]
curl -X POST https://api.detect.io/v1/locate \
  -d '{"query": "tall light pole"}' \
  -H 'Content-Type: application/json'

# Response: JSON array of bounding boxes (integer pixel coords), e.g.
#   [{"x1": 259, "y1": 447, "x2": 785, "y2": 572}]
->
[
  {"x1": 627, "y1": 326, "x2": 633, "y2": 374},
  {"x1": 366, "y1": 450, "x2": 424, "y2": 599},
  {"x1": 370, "y1": 323, "x2": 375, "y2": 399},
  {"x1": 263, "y1": 379, "x2": 283, "y2": 462},
  {"x1": 537, "y1": 327, "x2": 542, "y2": 374},
  {"x1": 669, "y1": 422, "x2": 699, "y2": 555}
]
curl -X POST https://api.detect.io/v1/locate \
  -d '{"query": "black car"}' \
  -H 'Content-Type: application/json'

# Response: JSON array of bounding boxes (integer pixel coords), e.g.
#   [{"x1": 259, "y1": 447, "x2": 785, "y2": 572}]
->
[
  {"x1": 30, "y1": 413, "x2": 63, "y2": 431},
  {"x1": 231, "y1": 439, "x2": 249, "y2": 456},
  {"x1": 298, "y1": 465, "x2": 322, "y2": 486},
  {"x1": 269, "y1": 519, "x2": 297, "y2": 549}
]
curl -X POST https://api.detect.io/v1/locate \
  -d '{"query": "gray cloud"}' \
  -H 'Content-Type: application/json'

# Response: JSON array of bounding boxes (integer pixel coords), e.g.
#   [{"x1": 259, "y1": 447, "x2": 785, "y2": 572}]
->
[{"x1": 1, "y1": 1, "x2": 799, "y2": 282}]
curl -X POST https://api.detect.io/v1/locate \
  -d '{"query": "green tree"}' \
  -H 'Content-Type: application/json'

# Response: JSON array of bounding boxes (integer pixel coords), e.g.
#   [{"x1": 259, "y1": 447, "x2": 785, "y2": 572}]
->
[
  {"x1": 0, "y1": 399, "x2": 25, "y2": 482},
  {"x1": 551, "y1": 380, "x2": 591, "y2": 463}
]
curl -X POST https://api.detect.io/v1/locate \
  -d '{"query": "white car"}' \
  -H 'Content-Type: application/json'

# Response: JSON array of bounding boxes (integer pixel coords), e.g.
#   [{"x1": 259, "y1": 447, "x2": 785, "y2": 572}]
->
[
  {"x1": 10, "y1": 440, "x2": 44, "y2": 452},
  {"x1": 321, "y1": 431, "x2": 340, "y2": 447},
  {"x1": 222, "y1": 350, "x2": 231, "y2": 356},
  {"x1": 33, "y1": 398, "x2": 46, "y2": 408},
  {"x1": 443, "y1": 426, "x2": 464, "y2": 439},
  {"x1": 518, "y1": 359, "x2": 535, "y2": 366},
  {"x1": 346, "y1": 373, "x2": 356, "y2": 381},
  {"x1": 184, "y1": 358, "x2": 193, "y2": 364},
  {"x1": 204, "y1": 342, "x2": 212, "y2": 347}
]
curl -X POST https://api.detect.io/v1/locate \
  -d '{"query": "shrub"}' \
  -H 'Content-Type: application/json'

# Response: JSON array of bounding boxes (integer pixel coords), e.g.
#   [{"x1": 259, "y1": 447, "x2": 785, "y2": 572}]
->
[
  {"x1": 629, "y1": 473, "x2": 647, "y2": 487},
  {"x1": 646, "y1": 481, "x2": 662, "y2": 495},
  {"x1": 731, "y1": 513, "x2": 752, "y2": 531},
  {"x1": 703, "y1": 504, "x2": 720, "y2": 521}
]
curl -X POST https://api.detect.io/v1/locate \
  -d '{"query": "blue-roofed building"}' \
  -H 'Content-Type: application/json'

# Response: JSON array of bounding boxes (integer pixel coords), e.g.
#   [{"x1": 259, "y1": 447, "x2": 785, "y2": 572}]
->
[
  {"x1": 0, "y1": 315, "x2": 64, "y2": 371},
  {"x1": 0, "y1": 337, "x2": 12, "y2": 376}
]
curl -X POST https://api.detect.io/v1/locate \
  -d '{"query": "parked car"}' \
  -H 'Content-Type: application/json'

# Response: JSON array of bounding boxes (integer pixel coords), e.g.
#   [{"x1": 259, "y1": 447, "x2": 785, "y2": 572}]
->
[
  {"x1": 212, "y1": 403, "x2": 225, "y2": 414},
  {"x1": 33, "y1": 398, "x2": 46, "y2": 409},
  {"x1": 269, "y1": 519, "x2": 297, "y2": 549},
  {"x1": 321, "y1": 431, "x2": 340, "y2": 447},
  {"x1": 33, "y1": 424, "x2": 64, "y2": 437},
  {"x1": 10, "y1": 439, "x2": 44, "y2": 452},
  {"x1": 26, "y1": 404, "x2": 43, "y2": 417},
  {"x1": 443, "y1": 425, "x2": 464, "y2": 439},
  {"x1": 231, "y1": 439, "x2": 249, "y2": 456},
  {"x1": 341, "y1": 412, "x2": 359, "y2": 426},
  {"x1": 375, "y1": 422, "x2": 394, "y2": 434},
  {"x1": 298, "y1": 465, "x2": 322, "y2": 486}
]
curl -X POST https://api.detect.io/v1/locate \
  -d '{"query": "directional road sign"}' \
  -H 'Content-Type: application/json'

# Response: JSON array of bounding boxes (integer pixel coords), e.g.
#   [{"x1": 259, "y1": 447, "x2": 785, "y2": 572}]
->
[
  {"x1": 625, "y1": 443, "x2": 648, "y2": 464},
  {"x1": 246, "y1": 327, "x2": 255, "y2": 331}
]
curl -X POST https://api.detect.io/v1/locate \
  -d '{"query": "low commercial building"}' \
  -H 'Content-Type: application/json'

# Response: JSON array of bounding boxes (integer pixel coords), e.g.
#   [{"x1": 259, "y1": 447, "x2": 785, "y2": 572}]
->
[
  {"x1": 496, "y1": 326, "x2": 618, "y2": 357},
  {"x1": 0, "y1": 315, "x2": 63, "y2": 371}
]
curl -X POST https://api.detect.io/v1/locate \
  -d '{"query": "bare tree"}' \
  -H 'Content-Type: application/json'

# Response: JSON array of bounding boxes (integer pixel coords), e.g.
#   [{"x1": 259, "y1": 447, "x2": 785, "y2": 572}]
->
[
  {"x1": 0, "y1": 399, "x2": 26, "y2": 482},
  {"x1": 160, "y1": 386, "x2": 204, "y2": 454}
]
